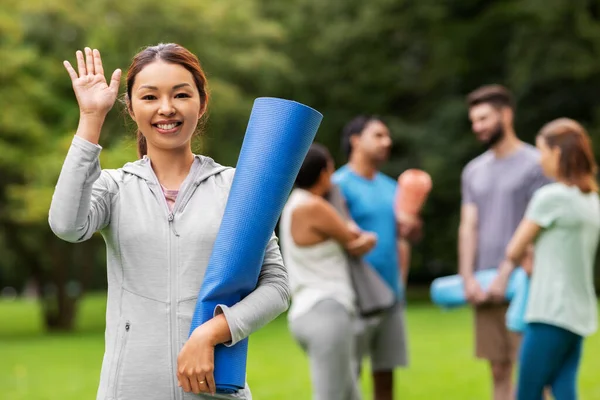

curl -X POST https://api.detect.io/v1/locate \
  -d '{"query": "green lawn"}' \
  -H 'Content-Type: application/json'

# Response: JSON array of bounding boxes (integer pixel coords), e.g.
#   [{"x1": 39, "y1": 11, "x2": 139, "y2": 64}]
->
[{"x1": 1, "y1": 294, "x2": 599, "y2": 399}]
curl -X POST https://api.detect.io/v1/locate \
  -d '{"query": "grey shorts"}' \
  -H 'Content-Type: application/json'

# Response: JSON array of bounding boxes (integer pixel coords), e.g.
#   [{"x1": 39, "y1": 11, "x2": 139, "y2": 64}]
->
[{"x1": 355, "y1": 303, "x2": 409, "y2": 372}]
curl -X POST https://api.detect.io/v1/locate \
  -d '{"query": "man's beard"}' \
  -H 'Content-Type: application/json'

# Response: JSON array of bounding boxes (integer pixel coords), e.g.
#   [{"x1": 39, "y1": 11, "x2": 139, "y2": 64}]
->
[
  {"x1": 368, "y1": 147, "x2": 390, "y2": 165},
  {"x1": 482, "y1": 123, "x2": 505, "y2": 149}
]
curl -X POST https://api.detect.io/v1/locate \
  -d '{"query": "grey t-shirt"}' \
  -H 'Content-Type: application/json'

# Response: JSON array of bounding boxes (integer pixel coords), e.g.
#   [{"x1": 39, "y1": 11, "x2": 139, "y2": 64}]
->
[{"x1": 461, "y1": 143, "x2": 551, "y2": 271}]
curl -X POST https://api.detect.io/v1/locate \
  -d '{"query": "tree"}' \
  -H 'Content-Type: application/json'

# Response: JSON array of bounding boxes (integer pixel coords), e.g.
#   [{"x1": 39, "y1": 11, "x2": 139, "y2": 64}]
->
[
  {"x1": 259, "y1": 0, "x2": 600, "y2": 283},
  {"x1": 0, "y1": 0, "x2": 292, "y2": 330}
]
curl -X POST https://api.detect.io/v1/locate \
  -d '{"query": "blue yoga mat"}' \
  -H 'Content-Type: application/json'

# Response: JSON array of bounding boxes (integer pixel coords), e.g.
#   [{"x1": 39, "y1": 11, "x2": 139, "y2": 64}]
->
[
  {"x1": 430, "y1": 267, "x2": 526, "y2": 308},
  {"x1": 506, "y1": 269, "x2": 530, "y2": 333},
  {"x1": 189, "y1": 98, "x2": 323, "y2": 393}
]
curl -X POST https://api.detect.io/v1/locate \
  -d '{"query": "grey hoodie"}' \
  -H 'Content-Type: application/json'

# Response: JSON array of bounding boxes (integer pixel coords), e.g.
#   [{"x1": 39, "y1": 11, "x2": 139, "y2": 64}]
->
[{"x1": 49, "y1": 136, "x2": 290, "y2": 400}]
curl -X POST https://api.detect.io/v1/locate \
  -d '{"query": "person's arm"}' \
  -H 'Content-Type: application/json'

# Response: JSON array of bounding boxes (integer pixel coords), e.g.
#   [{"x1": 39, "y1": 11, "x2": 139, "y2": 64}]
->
[
  {"x1": 49, "y1": 136, "x2": 117, "y2": 242},
  {"x1": 309, "y1": 199, "x2": 357, "y2": 245},
  {"x1": 458, "y1": 203, "x2": 478, "y2": 279},
  {"x1": 50, "y1": 48, "x2": 121, "y2": 242},
  {"x1": 459, "y1": 204, "x2": 486, "y2": 304},
  {"x1": 488, "y1": 187, "x2": 558, "y2": 301},
  {"x1": 520, "y1": 245, "x2": 535, "y2": 275},
  {"x1": 179, "y1": 233, "x2": 289, "y2": 394},
  {"x1": 296, "y1": 198, "x2": 377, "y2": 256},
  {"x1": 458, "y1": 165, "x2": 487, "y2": 305},
  {"x1": 399, "y1": 238, "x2": 411, "y2": 285},
  {"x1": 487, "y1": 219, "x2": 541, "y2": 302},
  {"x1": 505, "y1": 220, "x2": 542, "y2": 265},
  {"x1": 211, "y1": 233, "x2": 289, "y2": 345},
  {"x1": 397, "y1": 212, "x2": 423, "y2": 243},
  {"x1": 177, "y1": 313, "x2": 229, "y2": 395}
]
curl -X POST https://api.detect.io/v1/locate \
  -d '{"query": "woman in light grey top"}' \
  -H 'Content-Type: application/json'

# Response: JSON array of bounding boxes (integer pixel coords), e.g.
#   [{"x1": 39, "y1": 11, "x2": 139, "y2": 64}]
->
[
  {"x1": 280, "y1": 143, "x2": 377, "y2": 400},
  {"x1": 49, "y1": 44, "x2": 289, "y2": 400}
]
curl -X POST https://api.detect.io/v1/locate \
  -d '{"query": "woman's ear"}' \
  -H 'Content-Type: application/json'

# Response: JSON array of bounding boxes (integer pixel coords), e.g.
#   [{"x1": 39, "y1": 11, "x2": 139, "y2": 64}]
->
[
  {"x1": 198, "y1": 101, "x2": 207, "y2": 120},
  {"x1": 319, "y1": 167, "x2": 331, "y2": 188},
  {"x1": 126, "y1": 96, "x2": 136, "y2": 121},
  {"x1": 552, "y1": 145, "x2": 562, "y2": 162}
]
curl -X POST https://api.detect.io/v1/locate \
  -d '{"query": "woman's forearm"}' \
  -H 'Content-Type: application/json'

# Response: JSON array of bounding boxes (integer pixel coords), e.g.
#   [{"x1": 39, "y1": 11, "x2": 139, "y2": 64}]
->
[{"x1": 75, "y1": 113, "x2": 106, "y2": 144}]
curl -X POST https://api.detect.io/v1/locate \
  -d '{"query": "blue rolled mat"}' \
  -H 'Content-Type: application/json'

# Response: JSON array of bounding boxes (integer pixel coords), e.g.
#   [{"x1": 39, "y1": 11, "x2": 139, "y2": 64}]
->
[
  {"x1": 188, "y1": 97, "x2": 323, "y2": 393},
  {"x1": 430, "y1": 267, "x2": 525, "y2": 308},
  {"x1": 506, "y1": 269, "x2": 530, "y2": 333}
]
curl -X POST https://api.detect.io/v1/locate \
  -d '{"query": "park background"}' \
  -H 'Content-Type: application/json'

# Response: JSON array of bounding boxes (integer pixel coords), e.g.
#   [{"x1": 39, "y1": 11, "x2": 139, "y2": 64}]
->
[{"x1": 1, "y1": 0, "x2": 600, "y2": 398}]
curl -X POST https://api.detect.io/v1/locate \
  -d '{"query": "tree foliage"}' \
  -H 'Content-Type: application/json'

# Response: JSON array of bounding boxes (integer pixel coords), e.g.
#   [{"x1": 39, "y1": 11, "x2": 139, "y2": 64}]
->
[{"x1": 2, "y1": 0, "x2": 600, "y2": 329}]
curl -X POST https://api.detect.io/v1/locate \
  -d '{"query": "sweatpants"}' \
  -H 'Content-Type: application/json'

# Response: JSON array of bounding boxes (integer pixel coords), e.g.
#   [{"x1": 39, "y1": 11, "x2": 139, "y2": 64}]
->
[
  {"x1": 289, "y1": 299, "x2": 361, "y2": 400},
  {"x1": 517, "y1": 322, "x2": 583, "y2": 400}
]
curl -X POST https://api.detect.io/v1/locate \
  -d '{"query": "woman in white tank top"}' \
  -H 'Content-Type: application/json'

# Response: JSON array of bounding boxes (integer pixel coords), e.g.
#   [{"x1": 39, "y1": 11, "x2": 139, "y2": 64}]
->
[{"x1": 280, "y1": 144, "x2": 377, "y2": 400}]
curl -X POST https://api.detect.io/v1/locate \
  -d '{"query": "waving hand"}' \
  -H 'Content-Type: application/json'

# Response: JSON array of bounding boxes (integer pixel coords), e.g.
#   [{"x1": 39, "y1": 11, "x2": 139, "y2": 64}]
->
[{"x1": 64, "y1": 47, "x2": 121, "y2": 118}]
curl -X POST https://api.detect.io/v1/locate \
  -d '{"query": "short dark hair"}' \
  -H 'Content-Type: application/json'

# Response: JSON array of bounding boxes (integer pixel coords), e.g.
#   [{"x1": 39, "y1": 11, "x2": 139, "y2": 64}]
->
[
  {"x1": 466, "y1": 84, "x2": 514, "y2": 111},
  {"x1": 295, "y1": 143, "x2": 332, "y2": 189},
  {"x1": 341, "y1": 115, "x2": 382, "y2": 158}
]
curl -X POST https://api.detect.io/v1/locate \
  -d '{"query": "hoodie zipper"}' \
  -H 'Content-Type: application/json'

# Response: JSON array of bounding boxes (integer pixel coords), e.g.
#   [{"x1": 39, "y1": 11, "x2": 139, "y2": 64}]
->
[
  {"x1": 141, "y1": 158, "x2": 226, "y2": 400},
  {"x1": 167, "y1": 209, "x2": 179, "y2": 400},
  {"x1": 146, "y1": 172, "x2": 192, "y2": 400}
]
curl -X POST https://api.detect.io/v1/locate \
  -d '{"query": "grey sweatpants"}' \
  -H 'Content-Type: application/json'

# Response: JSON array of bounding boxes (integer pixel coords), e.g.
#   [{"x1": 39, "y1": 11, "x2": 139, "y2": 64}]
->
[{"x1": 289, "y1": 299, "x2": 361, "y2": 400}]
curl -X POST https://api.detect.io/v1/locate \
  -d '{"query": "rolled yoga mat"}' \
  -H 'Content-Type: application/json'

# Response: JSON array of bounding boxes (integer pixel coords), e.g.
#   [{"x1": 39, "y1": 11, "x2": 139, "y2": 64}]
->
[
  {"x1": 430, "y1": 267, "x2": 526, "y2": 308},
  {"x1": 395, "y1": 169, "x2": 432, "y2": 217},
  {"x1": 505, "y1": 269, "x2": 530, "y2": 333},
  {"x1": 188, "y1": 98, "x2": 323, "y2": 393}
]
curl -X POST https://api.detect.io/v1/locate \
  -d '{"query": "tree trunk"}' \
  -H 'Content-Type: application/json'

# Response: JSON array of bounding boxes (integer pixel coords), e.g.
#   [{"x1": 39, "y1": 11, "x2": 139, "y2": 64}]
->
[{"x1": 43, "y1": 237, "x2": 79, "y2": 331}]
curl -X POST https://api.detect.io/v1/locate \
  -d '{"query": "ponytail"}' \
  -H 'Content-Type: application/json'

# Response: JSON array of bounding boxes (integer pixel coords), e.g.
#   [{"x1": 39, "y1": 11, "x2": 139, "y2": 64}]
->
[
  {"x1": 137, "y1": 131, "x2": 147, "y2": 158},
  {"x1": 576, "y1": 175, "x2": 599, "y2": 194},
  {"x1": 538, "y1": 118, "x2": 599, "y2": 193}
]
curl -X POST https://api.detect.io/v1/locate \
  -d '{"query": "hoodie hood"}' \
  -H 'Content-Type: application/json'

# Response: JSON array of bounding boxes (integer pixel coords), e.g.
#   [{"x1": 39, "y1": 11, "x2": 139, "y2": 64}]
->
[{"x1": 121, "y1": 154, "x2": 231, "y2": 186}]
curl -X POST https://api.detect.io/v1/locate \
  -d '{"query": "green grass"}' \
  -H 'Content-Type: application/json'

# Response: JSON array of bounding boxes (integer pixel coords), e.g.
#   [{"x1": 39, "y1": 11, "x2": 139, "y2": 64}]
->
[{"x1": 1, "y1": 294, "x2": 599, "y2": 399}]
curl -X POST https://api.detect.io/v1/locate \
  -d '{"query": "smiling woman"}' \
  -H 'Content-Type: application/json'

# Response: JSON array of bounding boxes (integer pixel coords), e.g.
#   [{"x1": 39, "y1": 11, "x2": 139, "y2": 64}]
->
[
  {"x1": 49, "y1": 44, "x2": 290, "y2": 400},
  {"x1": 123, "y1": 44, "x2": 209, "y2": 159}
]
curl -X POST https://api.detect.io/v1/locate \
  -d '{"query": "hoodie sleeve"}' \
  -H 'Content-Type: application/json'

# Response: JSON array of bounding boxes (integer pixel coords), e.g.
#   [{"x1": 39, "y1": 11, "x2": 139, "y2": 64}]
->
[
  {"x1": 214, "y1": 232, "x2": 290, "y2": 346},
  {"x1": 49, "y1": 135, "x2": 117, "y2": 243}
]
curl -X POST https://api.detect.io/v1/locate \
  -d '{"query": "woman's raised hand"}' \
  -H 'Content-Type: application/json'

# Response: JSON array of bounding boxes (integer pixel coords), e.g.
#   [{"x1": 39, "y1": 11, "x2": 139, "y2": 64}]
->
[{"x1": 64, "y1": 48, "x2": 121, "y2": 118}]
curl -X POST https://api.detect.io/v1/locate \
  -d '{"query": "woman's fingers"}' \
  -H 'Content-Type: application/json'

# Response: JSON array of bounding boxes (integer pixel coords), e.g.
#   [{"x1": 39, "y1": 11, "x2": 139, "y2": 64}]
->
[
  {"x1": 85, "y1": 47, "x2": 95, "y2": 75},
  {"x1": 63, "y1": 60, "x2": 78, "y2": 82},
  {"x1": 109, "y1": 69, "x2": 122, "y2": 95},
  {"x1": 206, "y1": 373, "x2": 216, "y2": 394},
  {"x1": 178, "y1": 375, "x2": 192, "y2": 393},
  {"x1": 93, "y1": 49, "x2": 104, "y2": 77},
  {"x1": 76, "y1": 50, "x2": 86, "y2": 77},
  {"x1": 72, "y1": 47, "x2": 111, "y2": 80},
  {"x1": 178, "y1": 373, "x2": 211, "y2": 394},
  {"x1": 347, "y1": 235, "x2": 367, "y2": 250},
  {"x1": 189, "y1": 376, "x2": 201, "y2": 394}
]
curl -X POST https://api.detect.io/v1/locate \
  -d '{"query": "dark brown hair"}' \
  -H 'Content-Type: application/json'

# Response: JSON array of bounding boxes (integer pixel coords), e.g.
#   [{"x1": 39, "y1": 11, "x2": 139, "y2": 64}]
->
[
  {"x1": 466, "y1": 84, "x2": 514, "y2": 111},
  {"x1": 295, "y1": 143, "x2": 332, "y2": 189},
  {"x1": 125, "y1": 43, "x2": 209, "y2": 158},
  {"x1": 341, "y1": 115, "x2": 384, "y2": 158},
  {"x1": 538, "y1": 118, "x2": 598, "y2": 193}
]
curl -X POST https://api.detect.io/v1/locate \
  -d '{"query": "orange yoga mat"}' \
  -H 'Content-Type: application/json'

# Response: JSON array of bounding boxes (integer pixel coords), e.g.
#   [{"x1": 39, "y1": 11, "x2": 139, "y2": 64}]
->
[{"x1": 395, "y1": 169, "x2": 432, "y2": 216}]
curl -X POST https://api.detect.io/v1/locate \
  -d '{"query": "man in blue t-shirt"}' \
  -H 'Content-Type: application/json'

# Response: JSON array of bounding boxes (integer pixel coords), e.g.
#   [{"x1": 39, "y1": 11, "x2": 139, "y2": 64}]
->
[{"x1": 333, "y1": 115, "x2": 421, "y2": 400}]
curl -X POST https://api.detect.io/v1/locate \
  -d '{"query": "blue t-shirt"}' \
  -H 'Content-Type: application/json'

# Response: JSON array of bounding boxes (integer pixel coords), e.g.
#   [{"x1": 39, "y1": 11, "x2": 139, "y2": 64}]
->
[{"x1": 333, "y1": 165, "x2": 401, "y2": 297}]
